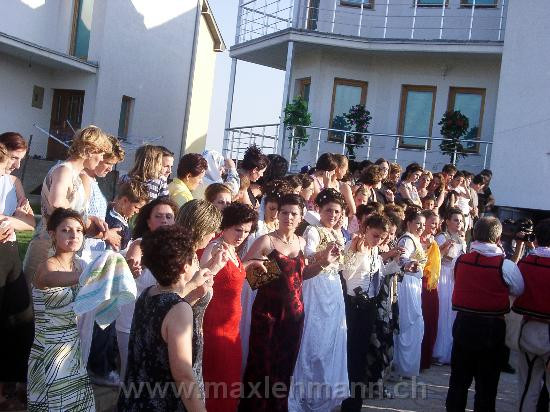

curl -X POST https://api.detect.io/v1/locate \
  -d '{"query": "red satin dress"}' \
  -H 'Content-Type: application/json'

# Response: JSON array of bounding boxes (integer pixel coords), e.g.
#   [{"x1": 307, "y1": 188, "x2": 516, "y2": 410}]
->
[{"x1": 202, "y1": 256, "x2": 246, "y2": 412}]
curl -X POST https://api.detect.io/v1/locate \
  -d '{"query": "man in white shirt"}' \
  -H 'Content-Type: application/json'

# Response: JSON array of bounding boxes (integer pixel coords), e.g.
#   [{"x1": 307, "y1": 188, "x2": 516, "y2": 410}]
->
[
  {"x1": 512, "y1": 218, "x2": 550, "y2": 412},
  {"x1": 446, "y1": 217, "x2": 524, "y2": 412}
]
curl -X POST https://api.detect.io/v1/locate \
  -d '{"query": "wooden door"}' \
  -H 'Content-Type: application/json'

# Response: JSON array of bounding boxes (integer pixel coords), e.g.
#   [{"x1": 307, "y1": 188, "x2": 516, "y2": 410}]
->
[{"x1": 47, "y1": 89, "x2": 85, "y2": 160}]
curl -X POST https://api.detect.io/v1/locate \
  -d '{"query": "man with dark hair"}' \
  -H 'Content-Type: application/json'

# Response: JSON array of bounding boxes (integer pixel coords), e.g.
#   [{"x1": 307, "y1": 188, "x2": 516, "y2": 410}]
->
[
  {"x1": 512, "y1": 218, "x2": 550, "y2": 412},
  {"x1": 446, "y1": 217, "x2": 524, "y2": 412},
  {"x1": 441, "y1": 164, "x2": 457, "y2": 182}
]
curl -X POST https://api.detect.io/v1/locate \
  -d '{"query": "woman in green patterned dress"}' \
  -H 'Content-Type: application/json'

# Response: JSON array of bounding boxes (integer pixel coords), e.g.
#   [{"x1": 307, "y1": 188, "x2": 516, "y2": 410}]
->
[{"x1": 27, "y1": 208, "x2": 95, "y2": 411}]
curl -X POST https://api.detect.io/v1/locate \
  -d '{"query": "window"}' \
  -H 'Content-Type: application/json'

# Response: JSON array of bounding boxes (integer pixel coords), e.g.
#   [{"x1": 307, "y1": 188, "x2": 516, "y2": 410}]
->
[
  {"x1": 397, "y1": 85, "x2": 436, "y2": 148},
  {"x1": 296, "y1": 78, "x2": 311, "y2": 106},
  {"x1": 460, "y1": 0, "x2": 498, "y2": 7},
  {"x1": 306, "y1": 0, "x2": 320, "y2": 30},
  {"x1": 118, "y1": 96, "x2": 134, "y2": 139},
  {"x1": 417, "y1": 0, "x2": 447, "y2": 6},
  {"x1": 340, "y1": 0, "x2": 374, "y2": 8},
  {"x1": 448, "y1": 87, "x2": 485, "y2": 152},
  {"x1": 329, "y1": 78, "x2": 368, "y2": 140},
  {"x1": 70, "y1": 0, "x2": 95, "y2": 59}
]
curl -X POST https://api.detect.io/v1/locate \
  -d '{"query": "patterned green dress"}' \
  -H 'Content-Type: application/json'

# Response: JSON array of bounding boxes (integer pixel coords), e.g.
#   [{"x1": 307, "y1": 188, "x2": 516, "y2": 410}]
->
[{"x1": 27, "y1": 262, "x2": 95, "y2": 411}]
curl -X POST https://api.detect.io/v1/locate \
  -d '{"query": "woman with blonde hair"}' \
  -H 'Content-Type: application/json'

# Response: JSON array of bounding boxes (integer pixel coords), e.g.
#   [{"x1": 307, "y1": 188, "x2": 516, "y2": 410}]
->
[
  {"x1": 23, "y1": 125, "x2": 112, "y2": 288},
  {"x1": 176, "y1": 199, "x2": 227, "y2": 401},
  {"x1": 121, "y1": 145, "x2": 167, "y2": 200},
  {"x1": 81, "y1": 135, "x2": 126, "y2": 260}
]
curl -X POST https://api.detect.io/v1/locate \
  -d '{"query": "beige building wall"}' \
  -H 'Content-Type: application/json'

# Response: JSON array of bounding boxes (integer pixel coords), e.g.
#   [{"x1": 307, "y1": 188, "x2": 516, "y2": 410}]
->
[{"x1": 184, "y1": 13, "x2": 220, "y2": 154}]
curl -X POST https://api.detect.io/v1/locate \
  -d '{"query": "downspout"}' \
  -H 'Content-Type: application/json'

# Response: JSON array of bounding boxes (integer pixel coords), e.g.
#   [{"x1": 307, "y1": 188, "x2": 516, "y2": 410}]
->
[
  {"x1": 223, "y1": 0, "x2": 245, "y2": 156},
  {"x1": 180, "y1": 0, "x2": 202, "y2": 159}
]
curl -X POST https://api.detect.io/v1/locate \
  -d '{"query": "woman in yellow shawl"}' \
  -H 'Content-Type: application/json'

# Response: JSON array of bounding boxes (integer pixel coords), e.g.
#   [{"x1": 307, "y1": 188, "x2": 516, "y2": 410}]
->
[{"x1": 419, "y1": 209, "x2": 444, "y2": 370}]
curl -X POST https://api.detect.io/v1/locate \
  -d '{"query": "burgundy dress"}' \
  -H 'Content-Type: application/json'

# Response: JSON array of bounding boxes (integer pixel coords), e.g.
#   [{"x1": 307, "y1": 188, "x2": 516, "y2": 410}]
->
[
  {"x1": 239, "y1": 249, "x2": 305, "y2": 412},
  {"x1": 420, "y1": 275, "x2": 439, "y2": 370}
]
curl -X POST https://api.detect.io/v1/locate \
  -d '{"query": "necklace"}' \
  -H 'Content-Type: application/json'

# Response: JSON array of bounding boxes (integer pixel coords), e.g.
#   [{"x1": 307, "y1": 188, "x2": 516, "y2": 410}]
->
[
  {"x1": 55, "y1": 256, "x2": 74, "y2": 272},
  {"x1": 273, "y1": 230, "x2": 295, "y2": 246}
]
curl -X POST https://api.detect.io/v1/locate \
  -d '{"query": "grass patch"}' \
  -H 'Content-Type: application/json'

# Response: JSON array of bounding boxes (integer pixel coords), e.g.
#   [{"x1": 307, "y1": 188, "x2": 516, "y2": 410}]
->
[{"x1": 16, "y1": 230, "x2": 34, "y2": 259}]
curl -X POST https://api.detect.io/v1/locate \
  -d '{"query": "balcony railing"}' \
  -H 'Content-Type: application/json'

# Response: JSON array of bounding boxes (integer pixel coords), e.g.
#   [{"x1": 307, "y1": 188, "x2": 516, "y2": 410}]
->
[
  {"x1": 224, "y1": 123, "x2": 493, "y2": 171},
  {"x1": 237, "y1": 0, "x2": 507, "y2": 44}
]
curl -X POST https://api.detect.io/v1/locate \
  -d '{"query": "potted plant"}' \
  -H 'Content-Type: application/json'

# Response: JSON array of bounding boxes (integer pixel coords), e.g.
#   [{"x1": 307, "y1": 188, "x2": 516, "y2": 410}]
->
[
  {"x1": 283, "y1": 96, "x2": 312, "y2": 161},
  {"x1": 438, "y1": 110, "x2": 470, "y2": 164},
  {"x1": 343, "y1": 104, "x2": 371, "y2": 158}
]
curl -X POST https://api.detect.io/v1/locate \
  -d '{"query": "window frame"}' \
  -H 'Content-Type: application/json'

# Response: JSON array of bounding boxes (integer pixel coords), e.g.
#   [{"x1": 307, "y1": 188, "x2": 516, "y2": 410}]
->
[
  {"x1": 397, "y1": 85, "x2": 437, "y2": 149},
  {"x1": 340, "y1": 0, "x2": 374, "y2": 9},
  {"x1": 118, "y1": 95, "x2": 135, "y2": 139},
  {"x1": 328, "y1": 78, "x2": 368, "y2": 141},
  {"x1": 296, "y1": 77, "x2": 312, "y2": 105},
  {"x1": 460, "y1": 0, "x2": 498, "y2": 8},
  {"x1": 69, "y1": 0, "x2": 81, "y2": 56},
  {"x1": 447, "y1": 86, "x2": 486, "y2": 153}
]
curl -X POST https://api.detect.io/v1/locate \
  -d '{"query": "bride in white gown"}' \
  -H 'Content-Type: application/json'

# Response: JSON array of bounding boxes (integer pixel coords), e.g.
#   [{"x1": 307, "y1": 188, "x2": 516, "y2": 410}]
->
[
  {"x1": 289, "y1": 188, "x2": 349, "y2": 412},
  {"x1": 433, "y1": 208, "x2": 466, "y2": 364}
]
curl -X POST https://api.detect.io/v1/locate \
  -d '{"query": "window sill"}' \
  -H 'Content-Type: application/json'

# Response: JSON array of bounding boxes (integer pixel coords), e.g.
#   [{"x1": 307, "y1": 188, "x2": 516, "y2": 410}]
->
[{"x1": 340, "y1": 1, "x2": 374, "y2": 9}]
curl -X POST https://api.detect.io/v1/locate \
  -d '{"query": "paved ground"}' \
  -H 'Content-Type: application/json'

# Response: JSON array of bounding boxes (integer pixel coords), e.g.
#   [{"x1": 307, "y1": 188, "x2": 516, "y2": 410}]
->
[
  {"x1": 88, "y1": 355, "x2": 520, "y2": 412},
  {"x1": 4, "y1": 354, "x2": 518, "y2": 411},
  {"x1": 359, "y1": 359, "x2": 518, "y2": 412}
]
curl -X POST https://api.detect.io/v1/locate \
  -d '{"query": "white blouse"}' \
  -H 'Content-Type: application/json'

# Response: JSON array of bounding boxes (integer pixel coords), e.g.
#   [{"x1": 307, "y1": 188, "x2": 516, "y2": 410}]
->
[{"x1": 341, "y1": 243, "x2": 400, "y2": 297}]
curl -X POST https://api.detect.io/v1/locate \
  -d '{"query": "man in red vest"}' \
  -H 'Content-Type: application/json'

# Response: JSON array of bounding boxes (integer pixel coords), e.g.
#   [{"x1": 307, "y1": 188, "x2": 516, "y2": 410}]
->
[
  {"x1": 512, "y1": 218, "x2": 550, "y2": 412},
  {"x1": 446, "y1": 217, "x2": 524, "y2": 412}
]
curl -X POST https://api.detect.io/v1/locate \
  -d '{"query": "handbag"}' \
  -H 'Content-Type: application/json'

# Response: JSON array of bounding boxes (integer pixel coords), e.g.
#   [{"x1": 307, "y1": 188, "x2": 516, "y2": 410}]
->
[{"x1": 246, "y1": 258, "x2": 283, "y2": 290}]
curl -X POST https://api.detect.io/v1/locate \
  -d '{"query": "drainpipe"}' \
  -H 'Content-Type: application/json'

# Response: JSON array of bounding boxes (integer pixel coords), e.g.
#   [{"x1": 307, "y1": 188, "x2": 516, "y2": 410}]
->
[
  {"x1": 279, "y1": 40, "x2": 295, "y2": 158},
  {"x1": 180, "y1": 0, "x2": 202, "y2": 159},
  {"x1": 223, "y1": 0, "x2": 244, "y2": 157}
]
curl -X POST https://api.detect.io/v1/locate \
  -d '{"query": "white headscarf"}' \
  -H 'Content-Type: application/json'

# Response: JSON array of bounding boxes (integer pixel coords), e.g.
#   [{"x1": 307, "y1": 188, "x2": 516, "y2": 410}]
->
[{"x1": 193, "y1": 150, "x2": 225, "y2": 200}]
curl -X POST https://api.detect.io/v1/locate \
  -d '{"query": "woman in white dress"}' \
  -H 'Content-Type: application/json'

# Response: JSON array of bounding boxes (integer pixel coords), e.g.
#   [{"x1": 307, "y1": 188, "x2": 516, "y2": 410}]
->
[
  {"x1": 289, "y1": 188, "x2": 349, "y2": 412},
  {"x1": 433, "y1": 207, "x2": 465, "y2": 365},
  {"x1": 394, "y1": 208, "x2": 427, "y2": 378}
]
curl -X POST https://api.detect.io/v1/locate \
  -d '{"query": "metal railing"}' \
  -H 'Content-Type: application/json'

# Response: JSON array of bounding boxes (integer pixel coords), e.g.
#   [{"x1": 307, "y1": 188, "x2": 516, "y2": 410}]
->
[
  {"x1": 225, "y1": 123, "x2": 493, "y2": 171},
  {"x1": 237, "y1": 0, "x2": 506, "y2": 43}
]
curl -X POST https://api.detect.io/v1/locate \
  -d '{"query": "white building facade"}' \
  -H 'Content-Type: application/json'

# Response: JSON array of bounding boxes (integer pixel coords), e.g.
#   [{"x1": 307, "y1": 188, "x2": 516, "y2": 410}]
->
[
  {"x1": 0, "y1": 0, "x2": 224, "y2": 166},
  {"x1": 225, "y1": 0, "x2": 548, "y2": 211}
]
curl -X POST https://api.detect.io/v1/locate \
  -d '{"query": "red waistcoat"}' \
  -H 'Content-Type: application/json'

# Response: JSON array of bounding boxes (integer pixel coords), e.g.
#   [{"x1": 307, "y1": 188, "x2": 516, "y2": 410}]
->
[
  {"x1": 512, "y1": 255, "x2": 550, "y2": 320},
  {"x1": 452, "y1": 251, "x2": 510, "y2": 315}
]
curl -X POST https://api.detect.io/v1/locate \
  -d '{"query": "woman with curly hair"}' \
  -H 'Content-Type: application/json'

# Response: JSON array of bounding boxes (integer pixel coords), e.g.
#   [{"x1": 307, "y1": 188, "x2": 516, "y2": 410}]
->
[
  {"x1": 118, "y1": 226, "x2": 209, "y2": 412},
  {"x1": 289, "y1": 188, "x2": 350, "y2": 411},
  {"x1": 200, "y1": 202, "x2": 260, "y2": 412},
  {"x1": 23, "y1": 126, "x2": 112, "y2": 290},
  {"x1": 238, "y1": 145, "x2": 269, "y2": 209}
]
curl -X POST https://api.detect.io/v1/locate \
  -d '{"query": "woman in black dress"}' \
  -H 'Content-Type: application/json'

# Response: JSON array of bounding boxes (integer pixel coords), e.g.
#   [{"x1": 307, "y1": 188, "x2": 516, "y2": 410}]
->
[{"x1": 118, "y1": 226, "x2": 212, "y2": 412}]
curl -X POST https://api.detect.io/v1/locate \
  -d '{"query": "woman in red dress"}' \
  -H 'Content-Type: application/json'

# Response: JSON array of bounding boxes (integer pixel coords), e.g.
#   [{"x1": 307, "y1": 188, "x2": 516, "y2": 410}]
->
[
  {"x1": 200, "y1": 202, "x2": 259, "y2": 412},
  {"x1": 420, "y1": 209, "x2": 444, "y2": 370},
  {"x1": 239, "y1": 194, "x2": 341, "y2": 411}
]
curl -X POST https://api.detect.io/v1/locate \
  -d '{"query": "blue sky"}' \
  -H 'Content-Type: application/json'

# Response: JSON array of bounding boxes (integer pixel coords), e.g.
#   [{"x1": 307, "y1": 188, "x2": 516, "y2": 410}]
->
[{"x1": 206, "y1": 0, "x2": 285, "y2": 152}]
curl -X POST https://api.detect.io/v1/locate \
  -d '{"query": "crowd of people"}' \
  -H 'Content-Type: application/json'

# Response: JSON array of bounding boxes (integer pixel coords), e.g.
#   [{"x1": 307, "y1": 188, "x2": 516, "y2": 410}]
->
[{"x1": 0, "y1": 125, "x2": 548, "y2": 412}]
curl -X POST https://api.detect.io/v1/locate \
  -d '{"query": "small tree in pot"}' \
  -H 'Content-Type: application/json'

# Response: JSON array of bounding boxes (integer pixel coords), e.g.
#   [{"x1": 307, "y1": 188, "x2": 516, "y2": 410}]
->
[
  {"x1": 343, "y1": 104, "x2": 371, "y2": 158},
  {"x1": 284, "y1": 96, "x2": 312, "y2": 161},
  {"x1": 439, "y1": 110, "x2": 470, "y2": 165}
]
